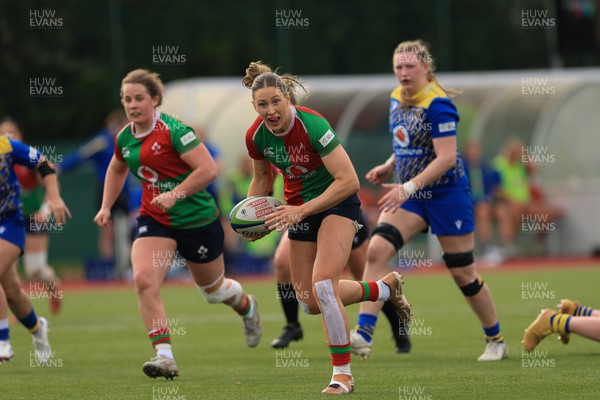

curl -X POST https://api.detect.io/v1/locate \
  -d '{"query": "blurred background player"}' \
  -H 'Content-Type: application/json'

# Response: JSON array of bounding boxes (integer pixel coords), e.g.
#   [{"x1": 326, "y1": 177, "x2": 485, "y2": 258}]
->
[
  {"x1": 0, "y1": 118, "x2": 62, "y2": 314},
  {"x1": 351, "y1": 40, "x2": 507, "y2": 362},
  {"x1": 242, "y1": 61, "x2": 411, "y2": 394},
  {"x1": 462, "y1": 139, "x2": 503, "y2": 266},
  {"x1": 60, "y1": 109, "x2": 134, "y2": 277},
  {"x1": 493, "y1": 137, "x2": 564, "y2": 258},
  {"x1": 94, "y1": 69, "x2": 261, "y2": 380},
  {"x1": 523, "y1": 299, "x2": 600, "y2": 352},
  {"x1": 0, "y1": 133, "x2": 71, "y2": 364}
]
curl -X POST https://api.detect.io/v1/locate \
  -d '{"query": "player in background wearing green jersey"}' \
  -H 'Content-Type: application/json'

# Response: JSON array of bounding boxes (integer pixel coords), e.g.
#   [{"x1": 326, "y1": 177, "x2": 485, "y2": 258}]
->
[
  {"x1": 243, "y1": 61, "x2": 412, "y2": 395},
  {"x1": 94, "y1": 69, "x2": 261, "y2": 380}
]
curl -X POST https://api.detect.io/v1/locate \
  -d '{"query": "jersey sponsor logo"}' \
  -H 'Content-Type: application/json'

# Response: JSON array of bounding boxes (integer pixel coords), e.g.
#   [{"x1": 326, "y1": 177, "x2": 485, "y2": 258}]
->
[
  {"x1": 393, "y1": 125, "x2": 410, "y2": 147},
  {"x1": 180, "y1": 131, "x2": 196, "y2": 146},
  {"x1": 151, "y1": 142, "x2": 161, "y2": 154},
  {"x1": 137, "y1": 165, "x2": 159, "y2": 183},
  {"x1": 264, "y1": 147, "x2": 275, "y2": 157},
  {"x1": 438, "y1": 121, "x2": 456, "y2": 133},
  {"x1": 121, "y1": 147, "x2": 131, "y2": 158},
  {"x1": 319, "y1": 130, "x2": 335, "y2": 147},
  {"x1": 285, "y1": 165, "x2": 309, "y2": 176}
]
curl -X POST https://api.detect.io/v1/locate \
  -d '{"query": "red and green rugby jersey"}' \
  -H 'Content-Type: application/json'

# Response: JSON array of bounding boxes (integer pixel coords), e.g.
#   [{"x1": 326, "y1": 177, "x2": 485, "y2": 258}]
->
[
  {"x1": 245, "y1": 106, "x2": 341, "y2": 206},
  {"x1": 114, "y1": 112, "x2": 219, "y2": 228}
]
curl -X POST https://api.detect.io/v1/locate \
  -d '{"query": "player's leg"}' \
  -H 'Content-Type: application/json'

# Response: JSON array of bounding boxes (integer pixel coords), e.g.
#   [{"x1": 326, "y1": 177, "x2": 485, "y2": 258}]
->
[
  {"x1": 131, "y1": 235, "x2": 177, "y2": 379},
  {"x1": 523, "y1": 307, "x2": 600, "y2": 352},
  {"x1": 0, "y1": 281, "x2": 13, "y2": 363},
  {"x1": 23, "y1": 225, "x2": 61, "y2": 315},
  {"x1": 185, "y1": 219, "x2": 261, "y2": 348},
  {"x1": 351, "y1": 209, "x2": 423, "y2": 358},
  {"x1": 0, "y1": 240, "x2": 52, "y2": 365},
  {"x1": 271, "y1": 234, "x2": 303, "y2": 348},
  {"x1": 438, "y1": 232, "x2": 507, "y2": 361},
  {"x1": 347, "y1": 235, "x2": 411, "y2": 354},
  {"x1": 555, "y1": 299, "x2": 598, "y2": 344}
]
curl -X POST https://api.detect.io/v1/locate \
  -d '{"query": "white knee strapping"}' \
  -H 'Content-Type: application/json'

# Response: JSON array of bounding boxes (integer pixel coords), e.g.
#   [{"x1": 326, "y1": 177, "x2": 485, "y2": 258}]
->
[
  {"x1": 314, "y1": 279, "x2": 348, "y2": 345},
  {"x1": 24, "y1": 252, "x2": 55, "y2": 281},
  {"x1": 197, "y1": 273, "x2": 243, "y2": 306}
]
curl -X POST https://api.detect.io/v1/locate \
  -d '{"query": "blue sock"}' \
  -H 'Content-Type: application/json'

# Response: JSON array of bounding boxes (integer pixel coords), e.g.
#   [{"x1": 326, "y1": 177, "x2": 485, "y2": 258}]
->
[
  {"x1": 0, "y1": 319, "x2": 9, "y2": 341},
  {"x1": 356, "y1": 313, "x2": 378, "y2": 342},
  {"x1": 483, "y1": 321, "x2": 504, "y2": 343},
  {"x1": 18, "y1": 309, "x2": 40, "y2": 333}
]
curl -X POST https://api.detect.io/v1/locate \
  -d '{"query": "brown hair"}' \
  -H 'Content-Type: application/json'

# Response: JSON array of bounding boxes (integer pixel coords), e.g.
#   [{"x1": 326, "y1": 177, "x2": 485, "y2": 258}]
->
[
  {"x1": 120, "y1": 69, "x2": 165, "y2": 106},
  {"x1": 242, "y1": 61, "x2": 307, "y2": 102},
  {"x1": 393, "y1": 40, "x2": 460, "y2": 106}
]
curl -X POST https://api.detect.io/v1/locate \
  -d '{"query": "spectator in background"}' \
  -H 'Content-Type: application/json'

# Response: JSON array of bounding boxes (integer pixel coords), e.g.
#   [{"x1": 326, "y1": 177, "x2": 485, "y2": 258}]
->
[
  {"x1": 493, "y1": 138, "x2": 564, "y2": 258},
  {"x1": 60, "y1": 109, "x2": 133, "y2": 277},
  {"x1": 0, "y1": 117, "x2": 62, "y2": 314},
  {"x1": 462, "y1": 139, "x2": 503, "y2": 266}
]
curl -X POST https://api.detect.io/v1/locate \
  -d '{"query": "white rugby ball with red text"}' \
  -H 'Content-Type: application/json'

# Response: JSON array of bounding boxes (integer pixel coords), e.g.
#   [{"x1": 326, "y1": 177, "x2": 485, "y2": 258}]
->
[{"x1": 229, "y1": 195, "x2": 282, "y2": 235}]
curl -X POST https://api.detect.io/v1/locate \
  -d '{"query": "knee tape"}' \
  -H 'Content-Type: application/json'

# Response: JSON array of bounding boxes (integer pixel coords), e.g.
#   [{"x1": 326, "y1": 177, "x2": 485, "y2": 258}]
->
[
  {"x1": 443, "y1": 251, "x2": 474, "y2": 269},
  {"x1": 198, "y1": 273, "x2": 243, "y2": 306},
  {"x1": 460, "y1": 275, "x2": 484, "y2": 297},
  {"x1": 372, "y1": 223, "x2": 404, "y2": 251},
  {"x1": 314, "y1": 279, "x2": 348, "y2": 345}
]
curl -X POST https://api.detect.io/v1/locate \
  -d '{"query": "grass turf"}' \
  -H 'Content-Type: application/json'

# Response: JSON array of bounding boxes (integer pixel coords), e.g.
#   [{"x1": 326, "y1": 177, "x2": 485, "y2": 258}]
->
[{"x1": 3, "y1": 264, "x2": 600, "y2": 399}]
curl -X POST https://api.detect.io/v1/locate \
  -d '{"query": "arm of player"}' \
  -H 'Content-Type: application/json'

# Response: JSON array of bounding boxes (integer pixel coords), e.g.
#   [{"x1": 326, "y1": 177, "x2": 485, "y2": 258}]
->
[
  {"x1": 248, "y1": 158, "x2": 274, "y2": 197},
  {"x1": 366, "y1": 153, "x2": 395, "y2": 185},
  {"x1": 379, "y1": 136, "x2": 456, "y2": 212},
  {"x1": 267, "y1": 146, "x2": 359, "y2": 231},
  {"x1": 38, "y1": 156, "x2": 71, "y2": 225},
  {"x1": 94, "y1": 155, "x2": 129, "y2": 227},
  {"x1": 150, "y1": 143, "x2": 218, "y2": 212}
]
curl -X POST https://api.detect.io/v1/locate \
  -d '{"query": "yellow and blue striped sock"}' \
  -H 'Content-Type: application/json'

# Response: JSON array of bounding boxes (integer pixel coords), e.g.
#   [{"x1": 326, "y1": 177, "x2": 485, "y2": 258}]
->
[
  {"x1": 574, "y1": 305, "x2": 594, "y2": 317},
  {"x1": 483, "y1": 322, "x2": 504, "y2": 343},
  {"x1": 550, "y1": 313, "x2": 571, "y2": 334}
]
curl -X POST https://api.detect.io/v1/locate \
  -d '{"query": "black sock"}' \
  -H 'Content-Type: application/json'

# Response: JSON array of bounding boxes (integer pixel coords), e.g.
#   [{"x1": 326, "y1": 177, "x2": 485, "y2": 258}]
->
[
  {"x1": 382, "y1": 300, "x2": 401, "y2": 337},
  {"x1": 277, "y1": 282, "x2": 300, "y2": 326}
]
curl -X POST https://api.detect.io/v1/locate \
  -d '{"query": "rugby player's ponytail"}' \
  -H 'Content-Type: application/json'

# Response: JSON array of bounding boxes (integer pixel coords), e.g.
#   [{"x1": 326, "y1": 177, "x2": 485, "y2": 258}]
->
[
  {"x1": 394, "y1": 40, "x2": 460, "y2": 107},
  {"x1": 242, "y1": 61, "x2": 307, "y2": 102}
]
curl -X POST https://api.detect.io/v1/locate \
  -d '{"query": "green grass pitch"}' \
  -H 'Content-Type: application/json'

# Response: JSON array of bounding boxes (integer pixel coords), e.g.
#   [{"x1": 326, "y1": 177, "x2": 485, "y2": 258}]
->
[{"x1": 3, "y1": 265, "x2": 600, "y2": 399}]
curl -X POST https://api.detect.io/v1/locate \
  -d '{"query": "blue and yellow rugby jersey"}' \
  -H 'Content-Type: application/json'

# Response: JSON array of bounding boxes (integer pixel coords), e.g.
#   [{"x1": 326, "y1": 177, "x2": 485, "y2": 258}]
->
[
  {"x1": 390, "y1": 82, "x2": 469, "y2": 193},
  {"x1": 0, "y1": 136, "x2": 41, "y2": 216}
]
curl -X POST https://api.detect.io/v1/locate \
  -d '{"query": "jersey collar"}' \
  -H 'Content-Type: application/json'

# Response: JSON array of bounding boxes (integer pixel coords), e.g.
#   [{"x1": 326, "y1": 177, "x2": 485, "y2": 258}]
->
[{"x1": 131, "y1": 110, "x2": 161, "y2": 139}]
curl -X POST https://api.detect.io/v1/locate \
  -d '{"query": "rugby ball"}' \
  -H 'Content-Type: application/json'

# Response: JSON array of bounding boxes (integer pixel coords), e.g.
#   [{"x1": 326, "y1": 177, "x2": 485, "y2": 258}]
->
[{"x1": 229, "y1": 195, "x2": 282, "y2": 235}]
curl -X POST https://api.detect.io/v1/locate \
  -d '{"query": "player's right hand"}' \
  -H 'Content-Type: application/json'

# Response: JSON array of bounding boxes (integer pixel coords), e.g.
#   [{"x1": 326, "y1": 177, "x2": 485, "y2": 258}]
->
[
  {"x1": 93, "y1": 208, "x2": 111, "y2": 228},
  {"x1": 366, "y1": 163, "x2": 393, "y2": 185}
]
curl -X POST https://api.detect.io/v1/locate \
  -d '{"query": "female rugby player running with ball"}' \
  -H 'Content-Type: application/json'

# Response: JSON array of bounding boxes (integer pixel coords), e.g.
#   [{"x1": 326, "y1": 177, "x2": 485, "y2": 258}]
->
[{"x1": 242, "y1": 61, "x2": 412, "y2": 395}]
